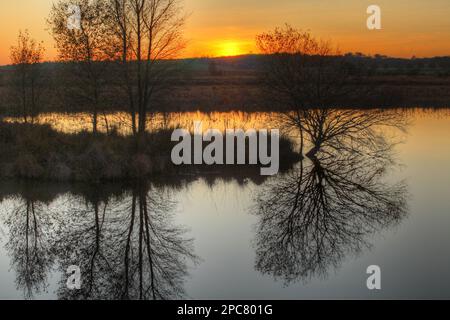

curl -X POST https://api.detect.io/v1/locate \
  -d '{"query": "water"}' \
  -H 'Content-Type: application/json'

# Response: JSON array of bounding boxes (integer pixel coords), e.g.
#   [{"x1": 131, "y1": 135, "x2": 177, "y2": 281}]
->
[
  {"x1": 3, "y1": 111, "x2": 283, "y2": 135},
  {"x1": 1, "y1": 108, "x2": 450, "y2": 299}
]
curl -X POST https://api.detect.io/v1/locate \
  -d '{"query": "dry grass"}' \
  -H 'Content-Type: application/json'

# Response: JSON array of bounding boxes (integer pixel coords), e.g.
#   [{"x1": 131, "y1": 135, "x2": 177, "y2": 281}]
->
[{"x1": 0, "y1": 121, "x2": 300, "y2": 182}]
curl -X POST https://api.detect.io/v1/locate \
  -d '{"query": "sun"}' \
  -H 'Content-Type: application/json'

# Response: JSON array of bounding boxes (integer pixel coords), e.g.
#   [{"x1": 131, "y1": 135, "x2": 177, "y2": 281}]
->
[{"x1": 216, "y1": 41, "x2": 242, "y2": 57}]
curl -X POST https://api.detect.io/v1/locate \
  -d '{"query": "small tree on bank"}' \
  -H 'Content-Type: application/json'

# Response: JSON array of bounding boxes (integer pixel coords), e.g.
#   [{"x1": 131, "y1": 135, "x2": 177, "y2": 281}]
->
[
  {"x1": 256, "y1": 25, "x2": 369, "y2": 155},
  {"x1": 10, "y1": 30, "x2": 45, "y2": 123}
]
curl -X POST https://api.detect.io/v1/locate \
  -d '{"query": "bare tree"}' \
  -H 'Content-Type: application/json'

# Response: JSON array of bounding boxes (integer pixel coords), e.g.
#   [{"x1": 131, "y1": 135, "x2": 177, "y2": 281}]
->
[
  {"x1": 48, "y1": 0, "x2": 119, "y2": 134},
  {"x1": 256, "y1": 25, "x2": 365, "y2": 108},
  {"x1": 256, "y1": 25, "x2": 369, "y2": 155},
  {"x1": 9, "y1": 30, "x2": 45, "y2": 123},
  {"x1": 107, "y1": 0, "x2": 186, "y2": 138}
]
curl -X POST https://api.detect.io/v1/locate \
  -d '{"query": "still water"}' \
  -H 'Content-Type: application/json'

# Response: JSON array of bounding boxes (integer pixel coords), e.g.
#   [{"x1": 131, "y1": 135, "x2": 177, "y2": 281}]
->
[{"x1": 1, "y1": 108, "x2": 450, "y2": 299}]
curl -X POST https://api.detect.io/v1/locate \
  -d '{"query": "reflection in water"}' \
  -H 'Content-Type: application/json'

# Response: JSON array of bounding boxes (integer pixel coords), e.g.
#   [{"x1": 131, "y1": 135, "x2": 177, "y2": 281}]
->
[
  {"x1": 0, "y1": 109, "x2": 425, "y2": 298},
  {"x1": 3, "y1": 193, "x2": 56, "y2": 299},
  {"x1": 1, "y1": 182, "x2": 199, "y2": 300},
  {"x1": 58, "y1": 184, "x2": 197, "y2": 299},
  {"x1": 4, "y1": 111, "x2": 283, "y2": 135},
  {"x1": 279, "y1": 108, "x2": 408, "y2": 156},
  {"x1": 55, "y1": 182, "x2": 199, "y2": 300},
  {"x1": 253, "y1": 109, "x2": 409, "y2": 284}
]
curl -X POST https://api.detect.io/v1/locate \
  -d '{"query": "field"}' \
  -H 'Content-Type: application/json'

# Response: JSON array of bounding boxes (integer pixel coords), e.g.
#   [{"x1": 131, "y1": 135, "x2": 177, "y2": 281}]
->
[{"x1": 1, "y1": 55, "x2": 450, "y2": 116}]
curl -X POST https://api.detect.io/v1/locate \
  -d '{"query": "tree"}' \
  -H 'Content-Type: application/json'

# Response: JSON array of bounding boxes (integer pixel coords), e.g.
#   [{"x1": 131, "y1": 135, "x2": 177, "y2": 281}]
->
[
  {"x1": 107, "y1": 0, "x2": 186, "y2": 137},
  {"x1": 256, "y1": 25, "x2": 366, "y2": 155},
  {"x1": 9, "y1": 30, "x2": 45, "y2": 123},
  {"x1": 49, "y1": 0, "x2": 119, "y2": 134},
  {"x1": 256, "y1": 25, "x2": 361, "y2": 108}
]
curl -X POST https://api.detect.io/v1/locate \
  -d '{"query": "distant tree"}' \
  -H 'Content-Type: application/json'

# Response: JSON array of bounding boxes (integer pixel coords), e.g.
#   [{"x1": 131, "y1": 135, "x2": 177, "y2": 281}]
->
[
  {"x1": 208, "y1": 59, "x2": 221, "y2": 76},
  {"x1": 9, "y1": 30, "x2": 45, "y2": 123},
  {"x1": 48, "y1": 0, "x2": 119, "y2": 134}
]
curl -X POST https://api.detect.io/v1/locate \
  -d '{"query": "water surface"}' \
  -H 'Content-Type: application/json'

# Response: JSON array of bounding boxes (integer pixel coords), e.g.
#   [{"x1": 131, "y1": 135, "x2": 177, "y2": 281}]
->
[{"x1": 1, "y1": 108, "x2": 450, "y2": 299}]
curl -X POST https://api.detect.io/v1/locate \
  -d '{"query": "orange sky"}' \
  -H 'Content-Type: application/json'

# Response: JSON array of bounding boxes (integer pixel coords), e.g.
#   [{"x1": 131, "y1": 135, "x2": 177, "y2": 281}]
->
[{"x1": 1, "y1": 0, "x2": 450, "y2": 65}]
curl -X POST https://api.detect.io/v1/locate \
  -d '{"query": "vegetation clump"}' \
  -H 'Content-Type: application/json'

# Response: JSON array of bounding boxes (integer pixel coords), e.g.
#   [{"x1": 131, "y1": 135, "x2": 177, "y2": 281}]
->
[{"x1": 0, "y1": 122, "x2": 300, "y2": 182}]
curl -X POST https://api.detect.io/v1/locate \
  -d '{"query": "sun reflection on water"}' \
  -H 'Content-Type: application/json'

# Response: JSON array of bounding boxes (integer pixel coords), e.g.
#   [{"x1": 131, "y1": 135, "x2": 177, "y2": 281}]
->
[{"x1": 3, "y1": 111, "x2": 283, "y2": 135}]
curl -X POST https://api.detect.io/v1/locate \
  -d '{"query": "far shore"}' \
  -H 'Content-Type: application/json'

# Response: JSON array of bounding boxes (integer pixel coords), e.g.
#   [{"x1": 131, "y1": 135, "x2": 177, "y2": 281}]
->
[{"x1": 1, "y1": 55, "x2": 450, "y2": 116}]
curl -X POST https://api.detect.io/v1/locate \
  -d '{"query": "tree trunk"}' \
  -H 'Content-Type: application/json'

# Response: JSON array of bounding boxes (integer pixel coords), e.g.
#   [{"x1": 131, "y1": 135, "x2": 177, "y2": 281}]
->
[
  {"x1": 299, "y1": 122, "x2": 304, "y2": 157},
  {"x1": 131, "y1": 109, "x2": 137, "y2": 135},
  {"x1": 30, "y1": 78, "x2": 35, "y2": 123},
  {"x1": 21, "y1": 68, "x2": 28, "y2": 124},
  {"x1": 93, "y1": 109, "x2": 98, "y2": 135},
  {"x1": 306, "y1": 139, "x2": 323, "y2": 158},
  {"x1": 103, "y1": 111, "x2": 110, "y2": 135},
  {"x1": 138, "y1": 110, "x2": 146, "y2": 135}
]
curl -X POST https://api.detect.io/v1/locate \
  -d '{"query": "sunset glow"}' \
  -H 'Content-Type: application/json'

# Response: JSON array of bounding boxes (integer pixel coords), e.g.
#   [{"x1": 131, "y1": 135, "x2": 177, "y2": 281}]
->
[
  {"x1": 216, "y1": 41, "x2": 242, "y2": 57},
  {"x1": 1, "y1": 0, "x2": 450, "y2": 65},
  {"x1": 209, "y1": 40, "x2": 254, "y2": 57}
]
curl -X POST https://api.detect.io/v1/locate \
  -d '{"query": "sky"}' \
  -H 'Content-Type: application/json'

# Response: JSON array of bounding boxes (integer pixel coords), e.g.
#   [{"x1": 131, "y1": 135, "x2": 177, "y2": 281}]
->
[{"x1": 1, "y1": 0, "x2": 450, "y2": 65}]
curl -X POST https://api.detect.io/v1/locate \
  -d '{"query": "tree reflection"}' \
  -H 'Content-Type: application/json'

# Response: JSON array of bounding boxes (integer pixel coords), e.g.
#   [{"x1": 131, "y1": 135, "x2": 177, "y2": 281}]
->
[
  {"x1": 253, "y1": 111, "x2": 408, "y2": 284},
  {"x1": 3, "y1": 194, "x2": 56, "y2": 299},
  {"x1": 0, "y1": 109, "x2": 410, "y2": 296},
  {"x1": 55, "y1": 182, "x2": 198, "y2": 300},
  {"x1": 283, "y1": 108, "x2": 408, "y2": 158},
  {"x1": 52, "y1": 186, "x2": 117, "y2": 299}
]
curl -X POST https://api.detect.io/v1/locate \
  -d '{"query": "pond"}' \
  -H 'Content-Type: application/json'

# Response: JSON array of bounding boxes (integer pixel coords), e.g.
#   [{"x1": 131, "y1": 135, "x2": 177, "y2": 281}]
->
[{"x1": 1, "y1": 108, "x2": 450, "y2": 299}]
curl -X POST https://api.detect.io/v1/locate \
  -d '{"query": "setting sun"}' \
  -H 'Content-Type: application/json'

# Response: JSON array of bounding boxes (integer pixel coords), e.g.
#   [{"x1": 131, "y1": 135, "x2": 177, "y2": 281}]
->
[
  {"x1": 204, "y1": 40, "x2": 255, "y2": 57},
  {"x1": 217, "y1": 41, "x2": 241, "y2": 57}
]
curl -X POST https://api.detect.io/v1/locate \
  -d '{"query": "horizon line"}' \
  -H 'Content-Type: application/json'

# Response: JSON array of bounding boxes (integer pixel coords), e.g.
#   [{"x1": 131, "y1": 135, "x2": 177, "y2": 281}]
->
[{"x1": 2, "y1": 52, "x2": 450, "y2": 67}]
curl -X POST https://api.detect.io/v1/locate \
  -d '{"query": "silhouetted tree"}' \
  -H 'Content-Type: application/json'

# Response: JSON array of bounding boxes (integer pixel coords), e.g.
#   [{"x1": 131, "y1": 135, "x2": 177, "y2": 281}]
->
[
  {"x1": 107, "y1": 0, "x2": 186, "y2": 137},
  {"x1": 9, "y1": 30, "x2": 45, "y2": 123},
  {"x1": 49, "y1": 0, "x2": 119, "y2": 134},
  {"x1": 256, "y1": 25, "x2": 370, "y2": 155}
]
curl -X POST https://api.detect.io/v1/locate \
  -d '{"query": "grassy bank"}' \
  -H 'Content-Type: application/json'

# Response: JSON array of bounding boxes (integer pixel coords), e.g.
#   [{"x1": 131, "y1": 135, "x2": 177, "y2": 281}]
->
[{"x1": 0, "y1": 122, "x2": 300, "y2": 182}]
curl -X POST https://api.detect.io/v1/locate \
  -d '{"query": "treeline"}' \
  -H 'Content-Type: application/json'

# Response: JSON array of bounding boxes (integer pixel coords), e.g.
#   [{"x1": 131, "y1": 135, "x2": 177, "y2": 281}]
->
[
  {"x1": 3, "y1": 54, "x2": 450, "y2": 117},
  {"x1": 188, "y1": 53, "x2": 450, "y2": 77}
]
